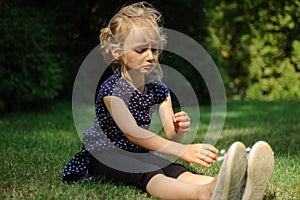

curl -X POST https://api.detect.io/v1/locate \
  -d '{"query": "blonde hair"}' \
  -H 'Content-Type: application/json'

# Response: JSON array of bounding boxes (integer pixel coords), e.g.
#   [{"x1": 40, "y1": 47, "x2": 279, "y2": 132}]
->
[{"x1": 99, "y1": 1, "x2": 166, "y2": 78}]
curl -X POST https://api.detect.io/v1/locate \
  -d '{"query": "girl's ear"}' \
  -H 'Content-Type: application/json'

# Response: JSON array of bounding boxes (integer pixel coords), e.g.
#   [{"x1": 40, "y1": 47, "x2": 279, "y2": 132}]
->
[{"x1": 110, "y1": 44, "x2": 122, "y2": 60}]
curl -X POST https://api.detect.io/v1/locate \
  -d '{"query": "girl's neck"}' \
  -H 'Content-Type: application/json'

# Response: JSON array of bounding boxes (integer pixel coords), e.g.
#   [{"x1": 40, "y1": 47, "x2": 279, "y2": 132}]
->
[{"x1": 121, "y1": 67, "x2": 146, "y2": 93}]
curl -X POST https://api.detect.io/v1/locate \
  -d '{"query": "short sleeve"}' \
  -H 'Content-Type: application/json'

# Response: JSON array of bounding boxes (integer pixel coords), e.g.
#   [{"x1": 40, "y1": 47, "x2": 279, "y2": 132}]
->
[
  {"x1": 152, "y1": 82, "x2": 170, "y2": 104},
  {"x1": 97, "y1": 69, "x2": 133, "y2": 99}
]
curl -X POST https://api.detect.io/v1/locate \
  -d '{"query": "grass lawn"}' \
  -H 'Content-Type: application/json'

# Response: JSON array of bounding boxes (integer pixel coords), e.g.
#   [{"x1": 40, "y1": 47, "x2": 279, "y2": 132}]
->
[{"x1": 1, "y1": 100, "x2": 299, "y2": 199}]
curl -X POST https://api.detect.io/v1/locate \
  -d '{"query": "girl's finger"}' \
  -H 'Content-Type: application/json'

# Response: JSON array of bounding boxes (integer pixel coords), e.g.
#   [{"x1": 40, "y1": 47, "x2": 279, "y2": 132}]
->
[
  {"x1": 194, "y1": 158, "x2": 210, "y2": 168},
  {"x1": 178, "y1": 121, "x2": 190, "y2": 127},
  {"x1": 197, "y1": 154, "x2": 215, "y2": 164},
  {"x1": 202, "y1": 144, "x2": 219, "y2": 154},
  {"x1": 174, "y1": 115, "x2": 190, "y2": 123},
  {"x1": 199, "y1": 147, "x2": 218, "y2": 160}
]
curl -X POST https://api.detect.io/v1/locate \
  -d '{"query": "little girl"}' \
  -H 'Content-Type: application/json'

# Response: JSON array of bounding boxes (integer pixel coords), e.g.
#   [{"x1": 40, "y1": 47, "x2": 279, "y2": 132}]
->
[{"x1": 63, "y1": 2, "x2": 274, "y2": 199}]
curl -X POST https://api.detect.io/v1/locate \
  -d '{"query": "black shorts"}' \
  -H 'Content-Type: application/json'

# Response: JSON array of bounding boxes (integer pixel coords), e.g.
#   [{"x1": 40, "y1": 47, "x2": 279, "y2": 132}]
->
[{"x1": 88, "y1": 149, "x2": 189, "y2": 191}]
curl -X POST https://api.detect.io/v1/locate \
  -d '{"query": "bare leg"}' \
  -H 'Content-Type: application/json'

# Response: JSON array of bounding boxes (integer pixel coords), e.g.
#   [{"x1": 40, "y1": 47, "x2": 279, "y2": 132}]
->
[
  {"x1": 177, "y1": 171, "x2": 216, "y2": 185},
  {"x1": 146, "y1": 174, "x2": 217, "y2": 200}
]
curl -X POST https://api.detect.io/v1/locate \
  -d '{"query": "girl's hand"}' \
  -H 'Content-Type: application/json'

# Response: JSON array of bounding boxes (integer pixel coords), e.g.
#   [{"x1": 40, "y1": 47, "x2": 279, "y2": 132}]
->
[
  {"x1": 180, "y1": 144, "x2": 218, "y2": 168},
  {"x1": 173, "y1": 111, "x2": 190, "y2": 134}
]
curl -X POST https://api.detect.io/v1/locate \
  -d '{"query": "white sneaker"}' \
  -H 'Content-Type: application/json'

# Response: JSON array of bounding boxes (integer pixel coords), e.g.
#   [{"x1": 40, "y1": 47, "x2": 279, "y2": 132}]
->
[
  {"x1": 212, "y1": 141, "x2": 248, "y2": 200},
  {"x1": 240, "y1": 141, "x2": 274, "y2": 200}
]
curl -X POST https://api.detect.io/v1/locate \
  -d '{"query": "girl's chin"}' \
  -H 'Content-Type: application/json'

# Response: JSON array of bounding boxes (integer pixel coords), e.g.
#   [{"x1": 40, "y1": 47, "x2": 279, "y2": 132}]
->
[{"x1": 141, "y1": 69, "x2": 154, "y2": 74}]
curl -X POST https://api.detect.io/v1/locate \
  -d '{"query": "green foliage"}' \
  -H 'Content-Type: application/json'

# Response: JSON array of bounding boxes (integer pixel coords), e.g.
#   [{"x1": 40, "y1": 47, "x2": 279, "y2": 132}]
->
[
  {"x1": 247, "y1": 58, "x2": 300, "y2": 100},
  {"x1": 1, "y1": 0, "x2": 214, "y2": 111},
  {"x1": 291, "y1": 40, "x2": 300, "y2": 71},
  {"x1": 0, "y1": 1, "x2": 63, "y2": 111},
  {"x1": 2, "y1": 0, "x2": 300, "y2": 112},
  {"x1": 206, "y1": 0, "x2": 300, "y2": 100}
]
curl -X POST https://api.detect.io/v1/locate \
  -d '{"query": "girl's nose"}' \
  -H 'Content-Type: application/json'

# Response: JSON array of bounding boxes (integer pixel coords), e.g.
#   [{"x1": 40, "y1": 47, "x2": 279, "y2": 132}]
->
[{"x1": 145, "y1": 49, "x2": 154, "y2": 62}]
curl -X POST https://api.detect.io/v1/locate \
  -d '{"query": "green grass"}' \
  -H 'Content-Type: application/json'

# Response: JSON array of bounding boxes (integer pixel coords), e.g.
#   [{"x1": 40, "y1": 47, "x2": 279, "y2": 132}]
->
[{"x1": 1, "y1": 100, "x2": 299, "y2": 199}]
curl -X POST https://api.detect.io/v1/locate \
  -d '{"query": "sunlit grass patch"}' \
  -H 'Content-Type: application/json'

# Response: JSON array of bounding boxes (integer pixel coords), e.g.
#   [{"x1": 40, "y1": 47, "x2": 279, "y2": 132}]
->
[{"x1": 1, "y1": 100, "x2": 299, "y2": 199}]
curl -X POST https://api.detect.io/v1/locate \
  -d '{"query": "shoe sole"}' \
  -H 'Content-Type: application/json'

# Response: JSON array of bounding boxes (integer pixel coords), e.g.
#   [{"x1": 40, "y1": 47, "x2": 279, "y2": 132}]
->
[
  {"x1": 212, "y1": 142, "x2": 247, "y2": 200},
  {"x1": 242, "y1": 141, "x2": 274, "y2": 200}
]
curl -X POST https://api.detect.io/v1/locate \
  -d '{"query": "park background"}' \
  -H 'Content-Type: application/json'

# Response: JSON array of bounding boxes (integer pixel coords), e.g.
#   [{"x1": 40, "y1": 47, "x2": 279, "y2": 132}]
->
[{"x1": 1, "y1": 0, "x2": 299, "y2": 199}]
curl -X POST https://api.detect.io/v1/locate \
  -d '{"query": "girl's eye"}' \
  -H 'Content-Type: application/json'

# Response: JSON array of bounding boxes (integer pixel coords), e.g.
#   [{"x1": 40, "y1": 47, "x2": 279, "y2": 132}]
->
[
  {"x1": 134, "y1": 48, "x2": 160, "y2": 54},
  {"x1": 135, "y1": 48, "x2": 147, "y2": 53}
]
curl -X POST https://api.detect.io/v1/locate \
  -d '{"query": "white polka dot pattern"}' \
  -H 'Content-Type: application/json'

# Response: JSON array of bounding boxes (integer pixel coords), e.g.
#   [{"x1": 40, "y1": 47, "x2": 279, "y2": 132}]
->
[{"x1": 62, "y1": 67, "x2": 169, "y2": 183}]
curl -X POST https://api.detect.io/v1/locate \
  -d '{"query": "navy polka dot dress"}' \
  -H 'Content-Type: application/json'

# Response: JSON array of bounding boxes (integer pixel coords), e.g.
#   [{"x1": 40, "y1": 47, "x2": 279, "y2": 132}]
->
[{"x1": 62, "y1": 67, "x2": 170, "y2": 183}]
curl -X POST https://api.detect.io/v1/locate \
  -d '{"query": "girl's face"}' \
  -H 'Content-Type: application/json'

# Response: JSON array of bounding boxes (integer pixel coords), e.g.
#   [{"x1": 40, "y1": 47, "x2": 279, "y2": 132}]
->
[{"x1": 121, "y1": 27, "x2": 161, "y2": 75}]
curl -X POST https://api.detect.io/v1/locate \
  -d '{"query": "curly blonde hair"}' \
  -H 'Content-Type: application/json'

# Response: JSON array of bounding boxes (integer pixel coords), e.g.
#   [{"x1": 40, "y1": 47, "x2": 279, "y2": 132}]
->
[{"x1": 99, "y1": 1, "x2": 166, "y2": 77}]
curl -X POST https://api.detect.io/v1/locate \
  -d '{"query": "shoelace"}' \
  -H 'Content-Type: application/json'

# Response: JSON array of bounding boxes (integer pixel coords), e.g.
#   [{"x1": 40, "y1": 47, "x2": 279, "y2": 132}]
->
[{"x1": 217, "y1": 147, "x2": 251, "y2": 162}]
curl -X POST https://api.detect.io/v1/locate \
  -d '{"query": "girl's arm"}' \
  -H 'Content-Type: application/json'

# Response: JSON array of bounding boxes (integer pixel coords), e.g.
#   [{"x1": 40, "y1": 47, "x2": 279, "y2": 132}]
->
[
  {"x1": 159, "y1": 95, "x2": 190, "y2": 142},
  {"x1": 103, "y1": 95, "x2": 218, "y2": 167}
]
